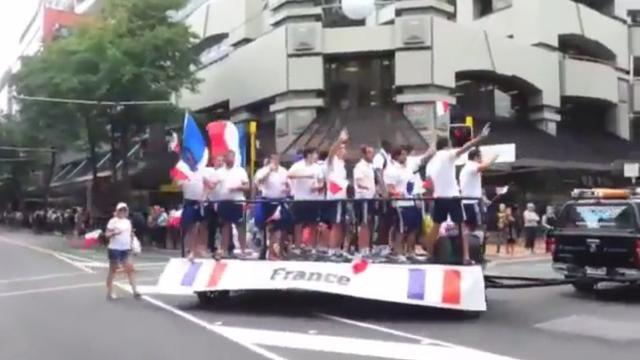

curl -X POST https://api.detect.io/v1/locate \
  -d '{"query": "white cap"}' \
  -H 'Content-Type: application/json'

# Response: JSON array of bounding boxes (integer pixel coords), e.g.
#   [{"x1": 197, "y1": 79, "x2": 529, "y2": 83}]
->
[{"x1": 116, "y1": 202, "x2": 128, "y2": 211}]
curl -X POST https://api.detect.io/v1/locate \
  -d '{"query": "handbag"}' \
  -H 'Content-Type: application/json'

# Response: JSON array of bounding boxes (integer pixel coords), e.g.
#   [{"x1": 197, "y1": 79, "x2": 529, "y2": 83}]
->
[{"x1": 132, "y1": 236, "x2": 142, "y2": 255}]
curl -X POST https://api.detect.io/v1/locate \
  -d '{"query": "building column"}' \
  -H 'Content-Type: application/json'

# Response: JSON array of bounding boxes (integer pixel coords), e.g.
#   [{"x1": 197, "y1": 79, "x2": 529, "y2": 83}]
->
[
  {"x1": 394, "y1": 0, "x2": 456, "y2": 145},
  {"x1": 528, "y1": 95, "x2": 560, "y2": 136},
  {"x1": 265, "y1": 1, "x2": 325, "y2": 154},
  {"x1": 268, "y1": 0, "x2": 322, "y2": 27},
  {"x1": 270, "y1": 93, "x2": 323, "y2": 153}
]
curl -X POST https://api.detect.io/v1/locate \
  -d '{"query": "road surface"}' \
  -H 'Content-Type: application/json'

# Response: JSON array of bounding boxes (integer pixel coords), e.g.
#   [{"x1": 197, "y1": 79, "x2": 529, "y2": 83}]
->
[{"x1": 1, "y1": 228, "x2": 639, "y2": 360}]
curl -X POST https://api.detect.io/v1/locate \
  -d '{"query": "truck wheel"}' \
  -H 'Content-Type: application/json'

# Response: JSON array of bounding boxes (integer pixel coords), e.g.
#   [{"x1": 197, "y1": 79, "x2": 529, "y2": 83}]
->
[
  {"x1": 572, "y1": 280, "x2": 596, "y2": 293},
  {"x1": 196, "y1": 290, "x2": 230, "y2": 305}
]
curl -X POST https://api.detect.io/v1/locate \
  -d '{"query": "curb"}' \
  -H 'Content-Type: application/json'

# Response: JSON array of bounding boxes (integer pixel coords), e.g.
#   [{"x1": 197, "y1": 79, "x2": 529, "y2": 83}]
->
[{"x1": 485, "y1": 256, "x2": 551, "y2": 268}]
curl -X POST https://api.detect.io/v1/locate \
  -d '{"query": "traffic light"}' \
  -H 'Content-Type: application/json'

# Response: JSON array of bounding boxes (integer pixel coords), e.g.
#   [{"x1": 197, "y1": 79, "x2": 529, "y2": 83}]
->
[{"x1": 449, "y1": 124, "x2": 473, "y2": 148}]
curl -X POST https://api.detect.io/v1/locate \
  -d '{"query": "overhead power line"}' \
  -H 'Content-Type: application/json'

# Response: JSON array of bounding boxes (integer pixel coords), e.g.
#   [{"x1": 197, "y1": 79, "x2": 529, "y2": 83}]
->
[{"x1": 13, "y1": 95, "x2": 172, "y2": 106}]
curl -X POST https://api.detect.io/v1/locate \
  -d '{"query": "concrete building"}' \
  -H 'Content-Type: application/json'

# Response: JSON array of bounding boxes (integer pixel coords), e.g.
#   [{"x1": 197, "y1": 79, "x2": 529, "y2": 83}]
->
[
  {"x1": 176, "y1": 0, "x2": 640, "y2": 172},
  {"x1": 0, "y1": 0, "x2": 102, "y2": 117}
]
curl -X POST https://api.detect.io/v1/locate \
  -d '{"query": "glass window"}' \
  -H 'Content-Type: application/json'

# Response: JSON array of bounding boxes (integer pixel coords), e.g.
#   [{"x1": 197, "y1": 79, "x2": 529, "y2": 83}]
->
[
  {"x1": 558, "y1": 203, "x2": 637, "y2": 230},
  {"x1": 325, "y1": 56, "x2": 394, "y2": 110}
]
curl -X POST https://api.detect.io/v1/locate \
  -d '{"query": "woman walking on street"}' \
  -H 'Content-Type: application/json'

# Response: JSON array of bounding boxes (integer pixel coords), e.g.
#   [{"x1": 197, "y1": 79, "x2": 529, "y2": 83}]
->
[{"x1": 105, "y1": 202, "x2": 141, "y2": 300}]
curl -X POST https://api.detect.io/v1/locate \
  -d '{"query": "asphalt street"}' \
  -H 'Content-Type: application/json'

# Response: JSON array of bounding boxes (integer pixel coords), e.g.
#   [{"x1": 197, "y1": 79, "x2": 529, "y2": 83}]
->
[{"x1": 1, "y1": 227, "x2": 640, "y2": 360}]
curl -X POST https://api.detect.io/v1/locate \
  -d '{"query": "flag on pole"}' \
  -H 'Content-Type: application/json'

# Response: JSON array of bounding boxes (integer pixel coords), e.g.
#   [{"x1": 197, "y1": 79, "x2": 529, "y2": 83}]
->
[
  {"x1": 206, "y1": 120, "x2": 242, "y2": 167},
  {"x1": 83, "y1": 229, "x2": 102, "y2": 249},
  {"x1": 436, "y1": 101, "x2": 449, "y2": 117},
  {"x1": 170, "y1": 112, "x2": 208, "y2": 182},
  {"x1": 496, "y1": 185, "x2": 509, "y2": 195},
  {"x1": 168, "y1": 131, "x2": 180, "y2": 153}
]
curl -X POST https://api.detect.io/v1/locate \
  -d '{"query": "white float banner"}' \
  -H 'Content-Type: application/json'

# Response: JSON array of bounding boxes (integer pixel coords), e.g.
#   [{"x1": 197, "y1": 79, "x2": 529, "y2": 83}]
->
[
  {"x1": 456, "y1": 143, "x2": 516, "y2": 166},
  {"x1": 155, "y1": 259, "x2": 487, "y2": 311}
]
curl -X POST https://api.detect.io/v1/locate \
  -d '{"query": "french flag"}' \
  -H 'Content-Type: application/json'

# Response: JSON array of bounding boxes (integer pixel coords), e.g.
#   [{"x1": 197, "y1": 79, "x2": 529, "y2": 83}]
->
[
  {"x1": 206, "y1": 120, "x2": 242, "y2": 167},
  {"x1": 168, "y1": 131, "x2": 180, "y2": 153},
  {"x1": 436, "y1": 101, "x2": 449, "y2": 117},
  {"x1": 170, "y1": 113, "x2": 209, "y2": 182}
]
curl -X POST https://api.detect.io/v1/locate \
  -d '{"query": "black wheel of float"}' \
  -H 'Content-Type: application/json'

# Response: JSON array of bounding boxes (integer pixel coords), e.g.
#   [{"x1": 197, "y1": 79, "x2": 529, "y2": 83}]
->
[
  {"x1": 196, "y1": 290, "x2": 230, "y2": 305},
  {"x1": 572, "y1": 280, "x2": 597, "y2": 293}
]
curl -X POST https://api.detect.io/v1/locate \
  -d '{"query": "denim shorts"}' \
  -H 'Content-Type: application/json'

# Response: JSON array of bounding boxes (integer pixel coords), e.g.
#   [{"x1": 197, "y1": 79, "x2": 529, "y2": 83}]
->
[{"x1": 108, "y1": 249, "x2": 130, "y2": 264}]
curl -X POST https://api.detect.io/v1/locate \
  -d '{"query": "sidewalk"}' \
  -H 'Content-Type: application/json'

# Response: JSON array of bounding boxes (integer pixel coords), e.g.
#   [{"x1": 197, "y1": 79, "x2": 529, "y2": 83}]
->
[{"x1": 484, "y1": 242, "x2": 551, "y2": 262}]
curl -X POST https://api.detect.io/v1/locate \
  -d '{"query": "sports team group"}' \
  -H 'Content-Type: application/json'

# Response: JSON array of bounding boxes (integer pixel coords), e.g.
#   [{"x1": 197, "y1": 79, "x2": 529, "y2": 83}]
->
[{"x1": 173, "y1": 123, "x2": 495, "y2": 265}]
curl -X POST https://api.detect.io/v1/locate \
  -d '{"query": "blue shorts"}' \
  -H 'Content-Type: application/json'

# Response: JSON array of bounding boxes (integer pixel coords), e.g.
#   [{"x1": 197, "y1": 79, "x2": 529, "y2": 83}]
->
[
  {"x1": 218, "y1": 201, "x2": 244, "y2": 224},
  {"x1": 255, "y1": 200, "x2": 291, "y2": 231},
  {"x1": 354, "y1": 200, "x2": 376, "y2": 225},
  {"x1": 463, "y1": 201, "x2": 483, "y2": 228},
  {"x1": 322, "y1": 201, "x2": 345, "y2": 225},
  {"x1": 432, "y1": 198, "x2": 463, "y2": 224},
  {"x1": 292, "y1": 201, "x2": 320, "y2": 224},
  {"x1": 108, "y1": 249, "x2": 130, "y2": 264},
  {"x1": 395, "y1": 206, "x2": 422, "y2": 233},
  {"x1": 182, "y1": 200, "x2": 205, "y2": 229}
]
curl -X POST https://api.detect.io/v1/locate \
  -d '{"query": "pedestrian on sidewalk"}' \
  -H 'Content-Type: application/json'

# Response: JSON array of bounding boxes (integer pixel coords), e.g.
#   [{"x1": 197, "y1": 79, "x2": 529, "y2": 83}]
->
[
  {"x1": 105, "y1": 202, "x2": 141, "y2": 300},
  {"x1": 541, "y1": 205, "x2": 557, "y2": 253},
  {"x1": 523, "y1": 203, "x2": 540, "y2": 254}
]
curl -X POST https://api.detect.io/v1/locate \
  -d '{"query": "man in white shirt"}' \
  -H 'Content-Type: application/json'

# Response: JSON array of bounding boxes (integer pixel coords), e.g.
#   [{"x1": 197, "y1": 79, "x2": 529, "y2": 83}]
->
[
  {"x1": 288, "y1": 147, "x2": 324, "y2": 251},
  {"x1": 353, "y1": 145, "x2": 376, "y2": 255},
  {"x1": 384, "y1": 147, "x2": 422, "y2": 261},
  {"x1": 179, "y1": 168, "x2": 207, "y2": 260},
  {"x1": 254, "y1": 153, "x2": 290, "y2": 258},
  {"x1": 372, "y1": 139, "x2": 393, "y2": 251},
  {"x1": 203, "y1": 154, "x2": 225, "y2": 254},
  {"x1": 217, "y1": 150, "x2": 250, "y2": 258},
  {"x1": 459, "y1": 148, "x2": 498, "y2": 233},
  {"x1": 324, "y1": 129, "x2": 349, "y2": 255},
  {"x1": 424, "y1": 123, "x2": 491, "y2": 264}
]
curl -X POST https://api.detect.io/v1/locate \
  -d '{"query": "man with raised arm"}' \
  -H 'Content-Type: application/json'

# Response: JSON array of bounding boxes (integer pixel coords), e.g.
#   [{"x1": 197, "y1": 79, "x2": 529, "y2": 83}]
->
[
  {"x1": 459, "y1": 148, "x2": 498, "y2": 259},
  {"x1": 324, "y1": 129, "x2": 349, "y2": 260},
  {"x1": 424, "y1": 123, "x2": 491, "y2": 264}
]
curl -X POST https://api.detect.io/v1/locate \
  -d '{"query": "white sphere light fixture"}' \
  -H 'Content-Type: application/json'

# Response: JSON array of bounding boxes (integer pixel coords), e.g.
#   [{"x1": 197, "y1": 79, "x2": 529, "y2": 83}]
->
[{"x1": 341, "y1": 0, "x2": 376, "y2": 20}]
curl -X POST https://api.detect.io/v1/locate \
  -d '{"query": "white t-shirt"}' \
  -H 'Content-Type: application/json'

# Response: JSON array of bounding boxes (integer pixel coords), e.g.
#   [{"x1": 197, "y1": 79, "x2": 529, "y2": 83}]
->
[
  {"x1": 106, "y1": 217, "x2": 132, "y2": 250},
  {"x1": 202, "y1": 166, "x2": 226, "y2": 201},
  {"x1": 406, "y1": 155, "x2": 424, "y2": 195},
  {"x1": 353, "y1": 159, "x2": 376, "y2": 199},
  {"x1": 255, "y1": 165, "x2": 288, "y2": 198},
  {"x1": 288, "y1": 160, "x2": 324, "y2": 200},
  {"x1": 428, "y1": 149, "x2": 460, "y2": 198},
  {"x1": 180, "y1": 171, "x2": 205, "y2": 201},
  {"x1": 459, "y1": 161, "x2": 482, "y2": 203},
  {"x1": 325, "y1": 156, "x2": 348, "y2": 199},
  {"x1": 372, "y1": 149, "x2": 390, "y2": 170},
  {"x1": 219, "y1": 166, "x2": 249, "y2": 201},
  {"x1": 384, "y1": 162, "x2": 415, "y2": 207}
]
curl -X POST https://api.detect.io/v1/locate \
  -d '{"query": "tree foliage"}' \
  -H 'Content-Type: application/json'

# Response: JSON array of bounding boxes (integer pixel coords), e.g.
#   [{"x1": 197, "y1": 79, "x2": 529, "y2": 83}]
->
[{"x1": 9, "y1": 0, "x2": 201, "y2": 204}]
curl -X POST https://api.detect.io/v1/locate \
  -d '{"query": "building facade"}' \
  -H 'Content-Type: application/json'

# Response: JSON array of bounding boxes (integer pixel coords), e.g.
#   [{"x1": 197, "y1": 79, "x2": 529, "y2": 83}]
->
[
  {"x1": 176, "y1": 0, "x2": 640, "y2": 168},
  {"x1": 0, "y1": 0, "x2": 102, "y2": 117}
]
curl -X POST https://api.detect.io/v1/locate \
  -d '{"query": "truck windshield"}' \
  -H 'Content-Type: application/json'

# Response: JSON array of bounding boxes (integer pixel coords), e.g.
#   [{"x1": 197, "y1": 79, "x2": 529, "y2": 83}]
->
[{"x1": 557, "y1": 203, "x2": 636, "y2": 230}]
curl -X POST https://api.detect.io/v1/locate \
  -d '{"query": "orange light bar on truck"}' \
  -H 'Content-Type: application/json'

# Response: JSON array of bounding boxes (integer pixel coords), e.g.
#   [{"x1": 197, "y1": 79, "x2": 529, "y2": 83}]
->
[{"x1": 571, "y1": 188, "x2": 631, "y2": 199}]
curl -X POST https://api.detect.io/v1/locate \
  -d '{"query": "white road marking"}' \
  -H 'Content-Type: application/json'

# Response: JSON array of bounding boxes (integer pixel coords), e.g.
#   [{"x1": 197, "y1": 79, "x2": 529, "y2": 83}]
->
[
  {"x1": 0, "y1": 278, "x2": 154, "y2": 298},
  {"x1": 0, "y1": 236, "x2": 96, "y2": 273},
  {"x1": 5, "y1": 235, "x2": 292, "y2": 360},
  {"x1": 53, "y1": 253, "x2": 95, "y2": 273},
  {"x1": 122, "y1": 290, "x2": 289, "y2": 360},
  {"x1": 0, "y1": 272, "x2": 89, "y2": 284},
  {"x1": 215, "y1": 326, "x2": 518, "y2": 360},
  {"x1": 317, "y1": 313, "x2": 501, "y2": 353}
]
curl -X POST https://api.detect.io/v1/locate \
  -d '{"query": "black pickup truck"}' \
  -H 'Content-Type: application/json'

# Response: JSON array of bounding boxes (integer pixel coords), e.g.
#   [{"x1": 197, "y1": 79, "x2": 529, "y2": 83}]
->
[{"x1": 551, "y1": 195, "x2": 640, "y2": 293}]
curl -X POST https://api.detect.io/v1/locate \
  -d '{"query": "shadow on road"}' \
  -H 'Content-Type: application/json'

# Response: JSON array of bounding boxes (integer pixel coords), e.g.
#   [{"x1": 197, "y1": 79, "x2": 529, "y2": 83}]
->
[
  {"x1": 562, "y1": 285, "x2": 640, "y2": 304},
  {"x1": 174, "y1": 290, "x2": 482, "y2": 322}
]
